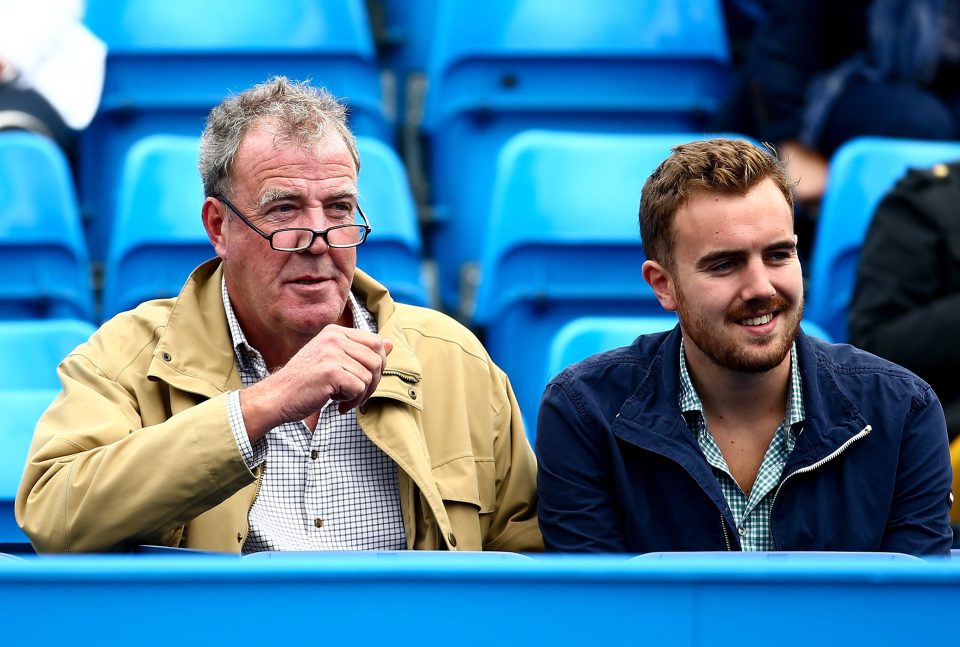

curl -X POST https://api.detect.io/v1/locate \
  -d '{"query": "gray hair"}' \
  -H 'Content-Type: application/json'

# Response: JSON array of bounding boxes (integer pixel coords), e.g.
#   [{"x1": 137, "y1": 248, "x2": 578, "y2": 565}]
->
[{"x1": 198, "y1": 76, "x2": 360, "y2": 198}]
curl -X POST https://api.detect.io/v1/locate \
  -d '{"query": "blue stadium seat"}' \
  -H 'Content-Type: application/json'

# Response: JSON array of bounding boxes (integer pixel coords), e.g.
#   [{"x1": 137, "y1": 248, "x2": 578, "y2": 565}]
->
[
  {"x1": 807, "y1": 137, "x2": 960, "y2": 342},
  {"x1": 0, "y1": 132, "x2": 94, "y2": 321},
  {"x1": 102, "y1": 135, "x2": 427, "y2": 318},
  {"x1": 422, "y1": 0, "x2": 731, "y2": 310},
  {"x1": 356, "y1": 138, "x2": 430, "y2": 307},
  {"x1": 547, "y1": 316, "x2": 678, "y2": 380},
  {"x1": 81, "y1": 0, "x2": 388, "y2": 261},
  {"x1": 0, "y1": 319, "x2": 95, "y2": 390},
  {"x1": 102, "y1": 135, "x2": 213, "y2": 319},
  {"x1": 0, "y1": 389, "x2": 58, "y2": 543},
  {"x1": 473, "y1": 131, "x2": 720, "y2": 424}
]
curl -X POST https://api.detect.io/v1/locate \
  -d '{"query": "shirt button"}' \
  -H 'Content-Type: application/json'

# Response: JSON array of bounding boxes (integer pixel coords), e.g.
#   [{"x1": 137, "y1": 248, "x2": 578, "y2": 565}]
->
[
  {"x1": 447, "y1": 532, "x2": 457, "y2": 547},
  {"x1": 310, "y1": 450, "x2": 318, "y2": 460},
  {"x1": 314, "y1": 518, "x2": 323, "y2": 528},
  {"x1": 737, "y1": 526, "x2": 746, "y2": 536},
  {"x1": 236, "y1": 532, "x2": 242, "y2": 543}
]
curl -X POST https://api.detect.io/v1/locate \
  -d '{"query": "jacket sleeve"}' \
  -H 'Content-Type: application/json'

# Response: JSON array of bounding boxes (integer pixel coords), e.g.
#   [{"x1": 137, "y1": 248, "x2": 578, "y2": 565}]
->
[
  {"x1": 879, "y1": 383, "x2": 953, "y2": 555},
  {"x1": 482, "y1": 371, "x2": 543, "y2": 552},
  {"x1": 536, "y1": 381, "x2": 628, "y2": 552},
  {"x1": 849, "y1": 180, "x2": 960, "y2": 376},
  {"x1": 15, "y1": 352, "x2": 255, "y2": 553}
]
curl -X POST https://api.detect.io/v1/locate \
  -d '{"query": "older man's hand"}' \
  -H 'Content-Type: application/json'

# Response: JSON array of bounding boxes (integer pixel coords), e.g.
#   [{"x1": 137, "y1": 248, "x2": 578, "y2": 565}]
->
[{"x1": 238, "y1": 326, "x2": 393, "y2": 440}]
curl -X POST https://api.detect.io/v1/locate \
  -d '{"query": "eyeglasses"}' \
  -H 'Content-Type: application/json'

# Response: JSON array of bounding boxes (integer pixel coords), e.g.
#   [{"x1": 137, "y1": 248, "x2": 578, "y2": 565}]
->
[{"x1": 216, "y1": 194, "x2": 371, "y2": 252}]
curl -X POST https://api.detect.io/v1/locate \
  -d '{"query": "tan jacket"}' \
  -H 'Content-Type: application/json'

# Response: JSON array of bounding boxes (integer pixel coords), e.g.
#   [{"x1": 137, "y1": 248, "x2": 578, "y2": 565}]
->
[{"x1": 16, "y1": 260, "x2": 542, "y2": 553}]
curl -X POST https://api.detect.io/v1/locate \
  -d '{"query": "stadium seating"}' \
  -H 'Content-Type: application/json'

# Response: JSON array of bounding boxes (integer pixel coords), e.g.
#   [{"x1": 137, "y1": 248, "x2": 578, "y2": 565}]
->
[
  {"x1": 0, "y1": 319, "x2": 95, "y2": 390},
  {"x1": 806, "y1": 137, "x2": 960, "y2": 342},
  {"x1": 102, "y1": 134, "x2": 428, "y2": 318},
  {"x1": 422, "y1": 0, "x2": 731, "y2": 311},
  {"x1": 101, "y1": 135, "x2": 212, "y2": 320},
  {"x1": 472, "y1": 131, "x2": 727, "y2": 424},
  {"x1": 0, "y1": 132, "x2": 94, "y2": 321},
  {"x1": 0, "y1": 389, "x2": 58, "y2": 543},
  {"x1": 81, "y1": 0, "x2": 388, "y2": 260}
]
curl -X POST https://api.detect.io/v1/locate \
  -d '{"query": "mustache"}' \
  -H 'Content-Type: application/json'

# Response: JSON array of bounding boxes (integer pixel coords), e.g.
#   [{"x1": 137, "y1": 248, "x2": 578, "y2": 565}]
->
[{"x1": 726, "y1": 295, "x2": 792, "y2": 322}]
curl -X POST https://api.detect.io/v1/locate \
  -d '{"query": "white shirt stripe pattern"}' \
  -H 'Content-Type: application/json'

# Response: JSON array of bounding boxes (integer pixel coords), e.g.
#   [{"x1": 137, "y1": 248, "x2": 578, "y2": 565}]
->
[{"x1": 222, "y1": 279, "x2": 405, "y2": 553}]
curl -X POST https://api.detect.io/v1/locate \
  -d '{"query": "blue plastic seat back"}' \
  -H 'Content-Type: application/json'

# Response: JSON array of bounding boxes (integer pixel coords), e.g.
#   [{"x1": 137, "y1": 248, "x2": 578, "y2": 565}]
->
[
  {"x1": 423, "y1": 0, "x2": 731, "y2": 310},
  {"x1": 102, "y1": 135, "x2": 212, "y2": 319},
  {"x1": 807, "y1": 137, "x2": 960, "y2": 342},
  {"x1": 356, "y1": 138, "x2": 429, "y2": 307},
  {"x1": 473, "y1": 131, "x2": 711, "y2": 324},
  {"x1": 424, "y1": 0, "x2": 729, "y2": 122},
  {"x1": 0, "y1": 132, "x2": 93, "y2": 321},
  {"x1": 80, "y1": 0, "x2": 387, "y2": 261},
  {"x1": 0, "y1": 320, "x2": 95, "y2": 390},
  {"x1": 547, "y1": 316, "x2": 679, "y2": 380},
  {"x1": 0, "y1": 389, "x2": 58, "y2": 543}
]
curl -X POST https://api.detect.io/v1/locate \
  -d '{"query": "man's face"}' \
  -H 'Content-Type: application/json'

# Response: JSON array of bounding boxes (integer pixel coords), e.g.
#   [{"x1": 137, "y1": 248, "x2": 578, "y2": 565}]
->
[
  {"x1": 658, "y1": 178, "x2": 803, "y2": 373},
  {"x1": 205, "y1": 125, "x2": 359, "y2": 353}
]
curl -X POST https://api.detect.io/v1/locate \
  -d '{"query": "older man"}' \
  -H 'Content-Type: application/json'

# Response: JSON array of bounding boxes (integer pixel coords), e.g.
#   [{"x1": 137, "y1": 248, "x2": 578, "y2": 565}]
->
[
  {"x1": 17, "y1": 77, "x2": 541, "y2": 553},
  {"x1": 536, "y1": 138, "x2": 953, "y2": 555}
]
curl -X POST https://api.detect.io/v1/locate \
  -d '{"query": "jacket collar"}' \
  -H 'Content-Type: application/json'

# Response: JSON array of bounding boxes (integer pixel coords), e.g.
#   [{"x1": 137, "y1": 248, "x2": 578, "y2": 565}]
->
[
  {"x1": 612, "y1": 327, "x2": 870, "y2": 472},
  {"x1": 786, "y1": 333, "x2": 870, "y2": 472},
  {"x1": 148, "y1": 260, "x2": 240, "y2": 399}
]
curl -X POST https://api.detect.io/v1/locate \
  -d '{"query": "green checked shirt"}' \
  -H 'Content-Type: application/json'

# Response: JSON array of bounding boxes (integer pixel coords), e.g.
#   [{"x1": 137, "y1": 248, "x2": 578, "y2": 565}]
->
[{"x1": 678, "y1": 341, "x2": 805, "y2": 551}]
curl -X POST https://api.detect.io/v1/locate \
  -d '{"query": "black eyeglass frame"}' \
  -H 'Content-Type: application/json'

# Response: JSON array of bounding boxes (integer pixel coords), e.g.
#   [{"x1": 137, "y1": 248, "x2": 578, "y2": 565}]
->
[{"x1": 215, "y1": 194, "x2": 372, "y2": 251}]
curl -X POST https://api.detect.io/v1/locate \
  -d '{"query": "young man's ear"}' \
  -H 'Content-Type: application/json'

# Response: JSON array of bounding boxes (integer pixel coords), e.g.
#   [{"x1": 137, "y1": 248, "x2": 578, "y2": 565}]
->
[
  {"x1": 201, "y1": 196, "x2": 229, "y2": 260},
  {"x1": 642, "y1": 259, "x2": 678, "y2": 312}
]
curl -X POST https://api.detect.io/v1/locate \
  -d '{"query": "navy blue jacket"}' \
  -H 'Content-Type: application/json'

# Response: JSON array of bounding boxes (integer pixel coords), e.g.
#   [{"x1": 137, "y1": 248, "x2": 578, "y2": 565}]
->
[{"x1": 536, "y1": 327, "x2": 953, "y2": 555}]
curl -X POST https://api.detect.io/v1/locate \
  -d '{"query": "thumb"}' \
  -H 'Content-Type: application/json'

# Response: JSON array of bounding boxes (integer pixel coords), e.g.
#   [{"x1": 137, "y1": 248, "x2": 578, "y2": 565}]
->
[{"x1": 383, "y1": 337, "x2": 394, "y2": 356}]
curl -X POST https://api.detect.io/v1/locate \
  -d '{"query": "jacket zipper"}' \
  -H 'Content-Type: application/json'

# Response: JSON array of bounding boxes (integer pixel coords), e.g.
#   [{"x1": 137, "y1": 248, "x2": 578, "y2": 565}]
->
[
  {"x1": 383, "y1": 369, "x2": 419, "y2": 384},
  {"x1": 720, "y1": 515, "x2": 733, "y2": 551},
  {"x1": 768, "y1": 424, "x2": 872, "y2": 549},
  {"x1": 240, "y1": 463, "x2": 266, "y2": 551}
]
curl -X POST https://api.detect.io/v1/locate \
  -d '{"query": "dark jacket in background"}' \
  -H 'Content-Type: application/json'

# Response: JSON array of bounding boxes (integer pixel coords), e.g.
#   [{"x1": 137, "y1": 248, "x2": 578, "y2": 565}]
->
[{"x1": 849, "y1": 161, "x2": 960, "y2": 442}]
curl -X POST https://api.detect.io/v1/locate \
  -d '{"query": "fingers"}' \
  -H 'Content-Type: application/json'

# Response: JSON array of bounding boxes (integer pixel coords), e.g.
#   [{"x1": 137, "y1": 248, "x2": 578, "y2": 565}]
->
[{"x1": 270, "y1": 327, "x2": 394, "y2": 421}]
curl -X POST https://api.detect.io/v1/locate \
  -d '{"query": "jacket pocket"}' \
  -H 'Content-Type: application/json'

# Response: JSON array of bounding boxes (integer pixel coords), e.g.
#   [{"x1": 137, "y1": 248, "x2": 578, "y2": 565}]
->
[
  {"x1": 431, "y1": 456, "x2": 496, "y2": 550},
  {"x1": 432, "y1": 455, "x2": 495, "y2": 513}
]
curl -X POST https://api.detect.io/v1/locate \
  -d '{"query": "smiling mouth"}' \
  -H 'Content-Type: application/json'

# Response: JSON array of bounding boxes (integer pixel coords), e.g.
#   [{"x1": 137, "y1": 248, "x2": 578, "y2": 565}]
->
[{"x1": 739, "y1": 312, "x2": 775, "y2": 326}]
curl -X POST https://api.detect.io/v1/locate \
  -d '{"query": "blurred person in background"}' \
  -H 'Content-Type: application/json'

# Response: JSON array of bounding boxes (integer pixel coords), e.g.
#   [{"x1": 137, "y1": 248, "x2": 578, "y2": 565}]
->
[
  {"x1": 0, "y1": 0, "x2": 105, "y2": 153},
  {"x1": 849, "y1": 160, "x2": 960, "y2": 541},
  {"x1": 717, "y1": 0, "x2": 960, "y2": 248}
]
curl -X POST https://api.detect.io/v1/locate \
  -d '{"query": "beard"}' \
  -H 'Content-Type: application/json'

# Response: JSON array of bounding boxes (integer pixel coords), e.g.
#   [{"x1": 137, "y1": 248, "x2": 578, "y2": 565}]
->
[{"x1": 676, "y1": 288, "x2": 803, "y2": 374}]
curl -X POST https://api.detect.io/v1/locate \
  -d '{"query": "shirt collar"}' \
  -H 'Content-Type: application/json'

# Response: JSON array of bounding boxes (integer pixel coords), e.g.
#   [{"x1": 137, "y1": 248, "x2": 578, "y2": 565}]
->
[{"x1": 678, "y1": 339, "x2": 805, "y2": 430}]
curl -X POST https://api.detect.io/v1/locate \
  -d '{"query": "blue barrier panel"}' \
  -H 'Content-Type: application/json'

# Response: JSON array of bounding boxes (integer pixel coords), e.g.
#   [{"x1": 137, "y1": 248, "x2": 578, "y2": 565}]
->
[{"x1": 0, "y1": 553, "x2": 957, "y2": 644}]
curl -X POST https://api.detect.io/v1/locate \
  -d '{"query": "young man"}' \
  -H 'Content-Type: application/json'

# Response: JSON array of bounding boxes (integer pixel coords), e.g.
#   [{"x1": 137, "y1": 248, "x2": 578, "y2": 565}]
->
[
  {"x1": 17, "y1": 77, "x2": 540, "y2": 553},
  {"x1": 536, "y1": 138, "x2": 953, "y2": 554}
]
